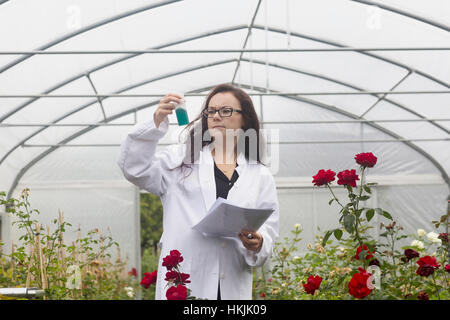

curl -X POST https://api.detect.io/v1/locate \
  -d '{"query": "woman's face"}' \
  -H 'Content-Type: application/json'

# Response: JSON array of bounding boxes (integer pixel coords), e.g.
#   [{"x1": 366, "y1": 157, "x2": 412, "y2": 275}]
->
[{"x1": 206, "y1": 92, "x2": 244, "y2": 135}]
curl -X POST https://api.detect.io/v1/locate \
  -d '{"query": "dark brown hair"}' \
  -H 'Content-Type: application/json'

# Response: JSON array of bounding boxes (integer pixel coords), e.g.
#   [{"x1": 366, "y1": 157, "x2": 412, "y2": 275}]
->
[{"x1": 178, "y1": 83, "x2": 266, "y2": 178}]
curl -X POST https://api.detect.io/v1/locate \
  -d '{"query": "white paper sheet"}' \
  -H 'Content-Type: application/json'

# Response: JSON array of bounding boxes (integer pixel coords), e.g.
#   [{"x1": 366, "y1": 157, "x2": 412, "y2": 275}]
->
[{"x1": 192, "y1": 197, "x2": 275, "y2": 238}]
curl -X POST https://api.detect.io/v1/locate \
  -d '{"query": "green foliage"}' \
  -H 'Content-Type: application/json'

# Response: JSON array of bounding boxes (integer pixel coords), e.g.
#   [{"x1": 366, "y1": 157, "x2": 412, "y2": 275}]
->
[
  {"x1": 253, "y1": 161, "x2": 449, "y2": 300},
  {"x1": 139, "y1": 246, "x2": 159, "y2": 300},
  {"x1": 0, "y1": 189, "x2": 140, "y2": 300},
  {"x1": 253, "y1": 222, "x2": 449, "y2": 300},
  {"x1": 140, "y1": 193, "x2": 163, "y2": 256}
]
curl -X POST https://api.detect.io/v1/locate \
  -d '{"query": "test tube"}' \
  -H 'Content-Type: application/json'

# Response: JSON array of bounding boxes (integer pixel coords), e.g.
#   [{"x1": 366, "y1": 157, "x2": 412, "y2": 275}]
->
[{"x1": 175, "y1": 97, "x2": 189, "y2": 126}]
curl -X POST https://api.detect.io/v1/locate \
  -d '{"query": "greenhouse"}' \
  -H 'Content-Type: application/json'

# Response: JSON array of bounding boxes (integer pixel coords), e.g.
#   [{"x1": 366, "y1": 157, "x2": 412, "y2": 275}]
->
[{"x1": 0, "y1": 0, "x2": 448, "y2": 300}]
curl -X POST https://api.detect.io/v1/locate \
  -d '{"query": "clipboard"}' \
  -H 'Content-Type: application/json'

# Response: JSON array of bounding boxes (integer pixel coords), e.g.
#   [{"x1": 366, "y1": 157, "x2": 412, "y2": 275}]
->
[{"x1": 192, "y1": 197, "x2": 274, "y2": 238}]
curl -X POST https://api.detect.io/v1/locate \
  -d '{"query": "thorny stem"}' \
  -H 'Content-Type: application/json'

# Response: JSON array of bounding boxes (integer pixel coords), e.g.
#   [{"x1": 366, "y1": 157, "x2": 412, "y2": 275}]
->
[
  {"x1": 353, "y1": 167, "x2": 366, "y2": 259},
  {"x1": 326, "y1": 184, "x2": 345, "y2": 209},
  {"x1": 356, "y1": 166, "x2": 365, "y2": 212}
]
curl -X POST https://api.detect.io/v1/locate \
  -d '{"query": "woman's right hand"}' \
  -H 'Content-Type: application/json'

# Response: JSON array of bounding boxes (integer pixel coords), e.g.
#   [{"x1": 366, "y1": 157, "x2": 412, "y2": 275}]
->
[{"x1": 154, "y1": 93, "x2": 183, "y2": 128}]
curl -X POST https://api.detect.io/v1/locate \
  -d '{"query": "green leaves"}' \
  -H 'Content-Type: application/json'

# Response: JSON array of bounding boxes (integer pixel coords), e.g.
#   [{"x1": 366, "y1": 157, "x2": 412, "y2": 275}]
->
[
  {"x1": 343, "y1": 214, "x2": 355, "y2": 233},
  {"x1": 322, "y1": 230, "x2": 333, "y2": 247},
  {"x1": 431, "y1": 213, "x2": 449, "y2": 229},
  {"x1": 322, "y1": 228, "x2": 344, "y2": 247},
  {"x1": 333, "y1": 229, "x2": 343, "y2": 240},
  {"x1": 357, "y1": 195, "x2": 370, "y2": 201},
  {"x1": 365, "y1": 209, "x2": 375, "y2": 222}
]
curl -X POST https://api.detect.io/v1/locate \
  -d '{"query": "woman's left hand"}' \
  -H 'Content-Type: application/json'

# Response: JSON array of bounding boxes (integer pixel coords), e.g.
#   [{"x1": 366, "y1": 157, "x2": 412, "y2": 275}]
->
[{"x1": 239, "y1": 229, "x2": 263, "y2": 252}]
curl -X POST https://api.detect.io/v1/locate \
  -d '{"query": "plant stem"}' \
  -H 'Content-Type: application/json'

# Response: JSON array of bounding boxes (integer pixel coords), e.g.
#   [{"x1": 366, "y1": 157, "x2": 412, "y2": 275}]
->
[
  {"x1": 356, "y1": 167, "x2": 365, "y2": 212},
  {"x1": 353, "y1": 167, "x2": 367, "y2": 255},
  {"x1": 407, "y1": 260, "x2": 413, "y2": 294},
  {"x1": 354, "y1": 218, "x2": 363, "y2": 252},
  {"x1": 326, "y1": 185, "x2": 344, "y2": 208},
  {"x1": 432, "y1": 272, "x2": 441, "y2": 300},
  {"x1": 389, "y1": 233, "x2": 396, "y2": 265}
]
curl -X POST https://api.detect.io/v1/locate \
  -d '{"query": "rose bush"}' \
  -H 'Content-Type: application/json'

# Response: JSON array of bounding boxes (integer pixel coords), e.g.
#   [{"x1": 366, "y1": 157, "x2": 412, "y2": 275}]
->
[
  {"x1": 253, "y1": 152, "x2": 449, "y2": 300},
  {"x1": 0, "y1": 190, "x2": 140, "y2": 300},
  {"x1": 159, "y1": 250, "x2": 196, "y2": 300}
]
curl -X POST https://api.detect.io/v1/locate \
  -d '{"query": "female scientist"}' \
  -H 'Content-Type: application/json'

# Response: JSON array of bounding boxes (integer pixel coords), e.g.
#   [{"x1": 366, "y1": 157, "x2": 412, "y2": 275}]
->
[{"x1": 118, "y1": 84, "x2": 279, "y2": 300}]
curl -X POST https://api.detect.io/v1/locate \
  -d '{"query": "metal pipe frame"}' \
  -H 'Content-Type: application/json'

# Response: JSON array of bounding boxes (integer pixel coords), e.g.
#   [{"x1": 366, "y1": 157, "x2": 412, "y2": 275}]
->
[
  {"x1": 1, "y1": 16, "x2": 449, "y2": 124},
  {"x1": 1, "y1": 47, "x2": 450, "y2": 54},
  {"x1": 2, "y1": 55, "x2": 448, "y2": 140},
  {"x1": 2, "y1": 57, "x2": 449, "y2": 169},
  {"x1": 237, "y1": 83, "x2": 450, "y2": 186},
  {"x1": 1, "y1": 90, "x2": 450, "y2": 98},
  {"x1": 2, "y1": 24, "x2": 449, "y2": 130},
  {"x1": 1, "y1": 0, "x2": 448, "y2": 76},
  {"x1": 0, "y1": 59, "x2": 237, "y2": 166},
  {"x1": 231, "y1": 0, "x2": 262, "y2": 84},
  {"x1": 2, "y1": 118, "x2": 449, "y2": 128},
  {"x1": 21, "y1": 138, "x2": 450, "y2": 148},
  {"x1": 6, "y1": 82, "x2": 450, "y2": 203},
  {"x1": 0, "y1": 0, "x2": 182, "y2": 74},
  {"x1": 2, "y1": 23, "x2": 449, "y2": 125},
  {"x1": 236, "y1": 58, "x2": 449, "y2": 135},
  {"x1": 1, "y1": 56, "x2": 449, "y2": 193}
]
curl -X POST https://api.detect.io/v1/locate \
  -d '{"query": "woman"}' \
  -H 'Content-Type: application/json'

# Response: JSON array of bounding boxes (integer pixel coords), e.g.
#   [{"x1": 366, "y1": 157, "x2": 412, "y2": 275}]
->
[{"x1": 117, "y1": 84, "x2": 279, "y2": 300}]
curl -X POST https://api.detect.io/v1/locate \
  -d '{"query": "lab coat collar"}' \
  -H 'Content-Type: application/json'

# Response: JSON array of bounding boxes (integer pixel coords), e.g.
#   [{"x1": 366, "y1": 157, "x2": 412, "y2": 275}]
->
[{"x1": 198, "y1": 144, "x2": 247, "y2": 212}]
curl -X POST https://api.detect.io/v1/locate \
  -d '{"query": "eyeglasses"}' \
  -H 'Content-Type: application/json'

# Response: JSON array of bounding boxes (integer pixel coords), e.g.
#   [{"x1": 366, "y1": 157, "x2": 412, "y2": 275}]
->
[{"x1": 202, "y1": 106, "x2": 243, "y2": 118}]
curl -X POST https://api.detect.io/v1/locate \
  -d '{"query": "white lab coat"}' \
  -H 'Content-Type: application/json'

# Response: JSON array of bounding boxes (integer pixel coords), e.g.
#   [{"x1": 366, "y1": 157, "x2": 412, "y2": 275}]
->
[{"x1": 117, "y1": 117, "x2": 279, "y2": 300}]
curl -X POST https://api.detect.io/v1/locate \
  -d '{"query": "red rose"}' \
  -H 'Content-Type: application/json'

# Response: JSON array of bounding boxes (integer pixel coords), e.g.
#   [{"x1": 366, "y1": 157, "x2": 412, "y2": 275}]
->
[
  {"x1": 438, "y1": 233, "x2": 449, "y2": 243},
  {"x1": 348, "y1": 268, "x2": 373, "y2": 299},
  {"x1": 312, "y1": 169, "x2": 336, "y2": 186},
  {"x1": 417, "y1": 291, "x2": 429, "y2": 300},
  {"x1": 303, "y1": 275, "x2": 323, "y2": 295},
  {"x1": 162, "y1": 250, "x2": 184, "y2": 270},
  {"x1": 416, "y1": 256, "x2": 440, "y2": 277},
  {"x1": 445, "y1": 264, "x2": 450, "y2": 273},
  {"x1": 355, "y1": 152, "x2": 377, "y2": 168},
  {"x1": 165, "y1": 270, "x2": 191, "y2": 285},
  {"x1": 128, "y1": 267, "x2": 137, "y2": 278},
  {"x1": 404, "y1": 249, "x2": 419, "y2": 261},
  {"x1": 337, "y1": 169, "x2": 359, "y2": 188},
  {"x1": 354, "y1": 244, "x2": 374, "y2": 261},
  {"x1": 166, "y1": 284, "x2": 187, "y2": 300},
  {"x1": 140, "y1": 270, "x2": 157, "y2": 289},
  {"x1": 260, "y1": 292, "x2": 266, "y2": 298},
  {"x1": 368, "y1": 259, "x2": 380, "y2": 267}
]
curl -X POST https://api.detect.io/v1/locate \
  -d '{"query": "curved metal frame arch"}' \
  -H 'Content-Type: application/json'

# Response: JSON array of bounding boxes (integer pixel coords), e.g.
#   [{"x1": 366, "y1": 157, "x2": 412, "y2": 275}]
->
[
  {"x1": 0, "y1": 25, "x2": 248, "y2": 122},
  {"x1": 237, "y1": 83, "x2": 450, "y2": 187},
  {"x1": 238, "y1": 58, "x2": 448, "y2": 135},
  {"x1": 0, "y1": 58, "x2": 238, "y2": 165},
  {"x1": 250, "y1": 25, "x2": 450, "y2": 89},
  {"x1": 6, "y1": 81, "x2": 449, "y2": 201},
  {"x1": 1, "y1": 0, "x2": 448, "y2": 76},
  {"x1": 0, "y1": 0, "x2": 182, "y2": 74}
]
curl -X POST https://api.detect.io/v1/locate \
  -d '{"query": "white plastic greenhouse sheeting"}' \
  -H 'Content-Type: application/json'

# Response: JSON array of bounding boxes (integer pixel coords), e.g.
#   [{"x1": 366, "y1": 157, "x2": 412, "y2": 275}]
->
[{"x1": 0, "y1": 0, "x2": 449, "y2": 270}]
